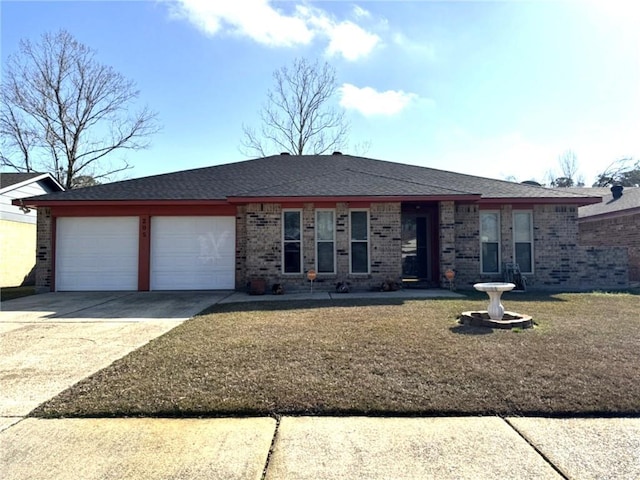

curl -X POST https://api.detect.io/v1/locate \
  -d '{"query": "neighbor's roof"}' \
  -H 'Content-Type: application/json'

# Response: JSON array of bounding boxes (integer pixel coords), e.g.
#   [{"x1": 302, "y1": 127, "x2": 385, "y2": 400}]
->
[
  {"x1": 20, "y1": 154, "x2": 602, "y2": 206},
  {"x1": 0, "y1": 172, "x2": 64, "y2": 193},
  {"x1": 575, "y1": 186, "x2": 640, "y2": 219}
]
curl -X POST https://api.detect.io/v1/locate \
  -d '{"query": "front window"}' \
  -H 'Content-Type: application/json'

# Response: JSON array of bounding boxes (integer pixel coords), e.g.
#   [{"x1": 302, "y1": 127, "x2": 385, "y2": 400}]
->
[
  {"x1": 514, "y1": 211, "x2": 533, "y2": 273},
  {"x1": 480, "y1": 211, "x2": 500, "y2": 273},
  {"x1": 316, "y1": 210, "x2": 335, "y2": 273},
  {"x1": 350, "y1": 210, "x2": 369, "y2": 274},
  {"x1": 283, "y1": 210, "x2": 302, "y2": 273}
]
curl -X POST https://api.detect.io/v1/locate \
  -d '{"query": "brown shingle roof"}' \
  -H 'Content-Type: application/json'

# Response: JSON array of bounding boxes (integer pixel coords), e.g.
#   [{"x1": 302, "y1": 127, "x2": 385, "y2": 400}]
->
[
  {"x1": 577, "y1": 186, "x2": 640, "y2": 218},
  {"x1": 21, "y1": 155, "x2": 602, "y2": 204}
]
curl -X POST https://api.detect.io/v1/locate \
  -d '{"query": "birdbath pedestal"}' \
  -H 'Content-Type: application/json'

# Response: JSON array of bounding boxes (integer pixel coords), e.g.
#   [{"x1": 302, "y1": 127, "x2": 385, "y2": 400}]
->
[{"x1": 473, "y1": 282, "x2": 516, "y2": 320}]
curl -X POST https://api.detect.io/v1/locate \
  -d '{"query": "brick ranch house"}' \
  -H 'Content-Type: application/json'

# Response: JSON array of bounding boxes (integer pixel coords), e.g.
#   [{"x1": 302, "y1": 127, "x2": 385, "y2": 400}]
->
[{"x1": 17, "y1": 154, "x2": 629, "y2": 292}]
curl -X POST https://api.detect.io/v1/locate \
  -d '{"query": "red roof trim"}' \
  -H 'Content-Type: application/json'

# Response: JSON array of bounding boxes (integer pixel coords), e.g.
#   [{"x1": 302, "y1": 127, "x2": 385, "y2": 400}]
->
[
  {"x1": 477, "y1": 197, "x2": 602, "y2": 206},
  {"x1": 17, "y1": 195, "x2": 602, "y2": 208},
  {"x1": 15, "y1": 199, "x2": 229, "y2": 207}
]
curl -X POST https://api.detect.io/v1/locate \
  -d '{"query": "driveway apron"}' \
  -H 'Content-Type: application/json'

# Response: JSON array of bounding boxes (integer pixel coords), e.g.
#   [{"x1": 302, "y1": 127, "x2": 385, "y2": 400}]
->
[{"x1": 0, "y1": 291, "x2": 228, "y2": 417}]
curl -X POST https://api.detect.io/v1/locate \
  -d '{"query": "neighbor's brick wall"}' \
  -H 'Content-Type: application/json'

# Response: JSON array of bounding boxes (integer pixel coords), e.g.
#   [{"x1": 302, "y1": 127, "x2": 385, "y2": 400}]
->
[
  {"x1": 0, "y1": 219, "x2": 36, "y2": 287},
  {"x1": 238, "y1": 201, "x2": 401, "y2": 292},
  {"x1": 35, "y1": 208, "x2": 53, "y2": 290},
  {"x1": 579, "y1": 213, "x2": 640, "y2": 282}
]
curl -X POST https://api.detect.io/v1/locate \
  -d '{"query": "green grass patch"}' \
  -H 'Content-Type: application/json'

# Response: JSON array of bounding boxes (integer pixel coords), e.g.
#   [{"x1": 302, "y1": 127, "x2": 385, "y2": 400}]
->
[{"x1": 31, "y1": 292, "x2": 640, "y2": 418}]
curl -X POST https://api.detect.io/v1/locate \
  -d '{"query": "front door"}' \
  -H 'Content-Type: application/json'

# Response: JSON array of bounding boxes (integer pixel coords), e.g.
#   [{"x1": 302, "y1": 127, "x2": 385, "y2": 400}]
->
[{"x1": 401, "y1": 207, "x2": 438, "y2": 284}]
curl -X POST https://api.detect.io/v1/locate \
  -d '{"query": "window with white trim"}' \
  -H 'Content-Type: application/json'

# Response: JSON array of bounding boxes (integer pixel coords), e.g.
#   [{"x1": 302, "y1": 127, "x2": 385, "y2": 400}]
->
[
  {"x1": 282, "y1": 210, "x2": 302, "y2": 273},
  {"x1": 316, "y1": 209, "x2": 335, "y2": 274},
  {"x1": 350, "y1": 210, "x2": 369, "y2": 274},
  {"x1": 480, "y1": 211, "x2": 500, "y2": 274},
  {"x1": 513, "y1": 211, "x2": 533, "y2": 273}
]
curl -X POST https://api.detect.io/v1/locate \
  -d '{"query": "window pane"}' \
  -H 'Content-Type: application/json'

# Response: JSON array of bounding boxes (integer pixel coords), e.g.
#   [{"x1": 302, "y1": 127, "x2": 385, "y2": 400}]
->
[
  {"x1": 317, "y1": 242, "x2": 334, "y2": 273},
  {"x1": 351, "y1": 211, "x2": 368, "y2": 241},
  {"x1": 482, "y1": 243, "x2": 499, "y2": 273},
  {"x1": 284, "y1": 242, "x2": 301, "y2": 273},
  {"x1": 514, "y1": 212, "x2": 532, "y2": 242},
  {"x1": 316, "y1": 211, "x2": 334, "y2": 241},
  {"x1": 351, "y1": 242, "x2": 368, "y2": 273},
  {"x1": 284, "y1": 211, "x2": 300, "y2": 241},
  {"x1": 515, "y1": 243, "x2": 532, "y2": 273},
  {"x1": 480, "y1": 213, "x2": 499, "y2": 242}
]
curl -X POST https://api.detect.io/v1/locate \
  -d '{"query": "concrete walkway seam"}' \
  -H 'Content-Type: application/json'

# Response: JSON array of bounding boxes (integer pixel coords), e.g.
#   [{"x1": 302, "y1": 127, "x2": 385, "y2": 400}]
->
[
  {"x1": 503, "y1": 417, "x2": 569, "y2": 480},
  {"x1": 261, "y1": 415, "x2": 282, "y2": 480}
]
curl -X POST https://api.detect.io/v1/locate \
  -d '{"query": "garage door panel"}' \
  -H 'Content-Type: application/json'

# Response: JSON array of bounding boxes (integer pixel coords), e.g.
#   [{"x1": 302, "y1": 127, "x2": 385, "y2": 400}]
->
[
  {"x1": 56, "y1": 217, "x2": 138, "y2": 291},
  {"x1": 150, "y1": 217, "x2": 235, "y2": 290}
]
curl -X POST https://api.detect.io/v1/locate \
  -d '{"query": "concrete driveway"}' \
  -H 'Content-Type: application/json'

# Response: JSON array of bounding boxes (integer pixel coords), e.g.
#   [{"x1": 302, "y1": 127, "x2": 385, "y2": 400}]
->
[{"x1": 0, "y1": 291, "x2": 230, "y2": 418}]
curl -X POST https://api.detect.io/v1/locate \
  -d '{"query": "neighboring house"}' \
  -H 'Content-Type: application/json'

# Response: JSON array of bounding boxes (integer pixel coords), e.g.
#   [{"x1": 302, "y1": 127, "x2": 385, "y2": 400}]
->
[
  {"x1": 573, "y1": 186, "x2": 640, "y2": 283},
  {"x1": 17, "y1": 154, "x2": 629, "y2": 292},
  {"x1": 1, "y1": 172, "x2": 64, "y2": 287}
]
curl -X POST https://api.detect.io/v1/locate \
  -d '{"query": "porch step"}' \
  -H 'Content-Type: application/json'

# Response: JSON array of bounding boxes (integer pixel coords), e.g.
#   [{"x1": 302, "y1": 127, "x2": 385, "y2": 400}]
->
[{"x1": 402, "y1": 279, "x2": 439, "y2": 289}]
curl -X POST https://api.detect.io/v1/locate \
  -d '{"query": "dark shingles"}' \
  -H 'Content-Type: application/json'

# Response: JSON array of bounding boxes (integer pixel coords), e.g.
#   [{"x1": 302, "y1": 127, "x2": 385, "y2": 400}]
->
[
  {"x1": 21, "y1": 155, "x2": 605, "y2": 203},
  {"x1": 0, "y1": 172, "x2": 44, "y2": 189}
]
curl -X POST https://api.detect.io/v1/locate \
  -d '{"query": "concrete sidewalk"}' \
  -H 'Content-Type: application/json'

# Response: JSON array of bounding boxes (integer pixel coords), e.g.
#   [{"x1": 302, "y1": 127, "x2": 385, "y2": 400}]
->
[{"x1": 2, "y1": 416, "x2": 639, "y2": 479}]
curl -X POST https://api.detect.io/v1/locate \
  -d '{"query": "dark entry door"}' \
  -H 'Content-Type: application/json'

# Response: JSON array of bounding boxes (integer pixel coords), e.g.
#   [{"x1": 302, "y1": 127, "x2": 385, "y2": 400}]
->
[{"x1": 402, "y1": 214, "x2": 432, "y2": 281}]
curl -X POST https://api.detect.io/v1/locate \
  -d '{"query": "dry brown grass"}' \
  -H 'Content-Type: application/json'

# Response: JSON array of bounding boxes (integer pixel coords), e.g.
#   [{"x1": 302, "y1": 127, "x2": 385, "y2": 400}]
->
[{"x1": 32, "y1": 291, "x2": 640, "y2": 418}]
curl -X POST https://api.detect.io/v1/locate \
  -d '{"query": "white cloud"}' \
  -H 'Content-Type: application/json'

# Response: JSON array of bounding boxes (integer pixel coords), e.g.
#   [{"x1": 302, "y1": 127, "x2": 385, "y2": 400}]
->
[
  {"x1": 352, "y1": 5, "x2": 371, "y2": 18},
  {"x1": 170, "y1": 0, "x2": 314, "y2": 47},
  {"x1": 325, "y1": 21, "x2": 380, "y2": 61},
  {"x1": 171, "y1": 0, "x2": 380, "y2": 61},
  {"x1": 339, "y1": 84, "x2": 418, "y2": 116}
]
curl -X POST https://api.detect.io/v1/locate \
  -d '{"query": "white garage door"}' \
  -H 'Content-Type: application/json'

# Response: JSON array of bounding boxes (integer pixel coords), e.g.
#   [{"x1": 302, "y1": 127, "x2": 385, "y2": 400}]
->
[
  {"x1": 56, "y1": 217, "x2": 139, "y2": 291},
  {"x1": 150, "y1": 216, "x2": 235, "y2": 290}
]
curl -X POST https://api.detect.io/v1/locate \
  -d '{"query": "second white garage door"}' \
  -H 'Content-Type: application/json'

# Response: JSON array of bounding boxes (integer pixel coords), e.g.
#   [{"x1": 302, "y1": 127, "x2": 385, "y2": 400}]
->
[{"x1": 150, "y1": 216, "x2": 235, "y2": 290}]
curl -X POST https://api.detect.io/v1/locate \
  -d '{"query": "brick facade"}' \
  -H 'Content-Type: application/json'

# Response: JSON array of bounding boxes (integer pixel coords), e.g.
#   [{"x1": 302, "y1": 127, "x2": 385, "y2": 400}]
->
[
  {"x1": 35, "y1": 207, "x2": 53, "y2": 290},
  {"x1": 236, "y1": 202, "x2": 402, "y2": 292},
  {"x1": 34, "y1": 201, "x2": 629, "y2": 292},
  {"x1": 579, "y1": 213, "x2": 640, "y2": 282},
  {"x1": 449, "y1": 203, "x2": 629, "y2": 290}
]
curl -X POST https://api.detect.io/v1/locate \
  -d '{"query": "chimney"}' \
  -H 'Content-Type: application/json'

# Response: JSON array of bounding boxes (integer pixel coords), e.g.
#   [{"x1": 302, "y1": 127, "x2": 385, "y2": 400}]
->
[
  {"x1": 611, "y1": 184, "x2": 624, "y2": 199},
  {"x1": 332, "y1": 151, "x2": 342, "y2": 156}
]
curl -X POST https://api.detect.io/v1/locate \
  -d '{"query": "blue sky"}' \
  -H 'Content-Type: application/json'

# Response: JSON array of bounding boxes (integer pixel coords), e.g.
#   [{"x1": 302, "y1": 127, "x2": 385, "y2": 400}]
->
[{"x1": 2, "y1": 0, "x2": 638, "y2": 185}]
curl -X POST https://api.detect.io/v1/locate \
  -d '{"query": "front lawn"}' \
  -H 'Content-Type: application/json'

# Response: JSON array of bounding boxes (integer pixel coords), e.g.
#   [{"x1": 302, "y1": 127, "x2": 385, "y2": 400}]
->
[{"x1": 31, "y1": 291, "x2": 640, "y2": 418}]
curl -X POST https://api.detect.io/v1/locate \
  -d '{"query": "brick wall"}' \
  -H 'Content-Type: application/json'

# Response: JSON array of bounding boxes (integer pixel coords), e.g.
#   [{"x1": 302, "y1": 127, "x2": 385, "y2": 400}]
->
[
  {"x1": 449, "y1": 203, "x2": 629, "y2": 290},
  {"x1": 439, "y1": 201, "x2": 456, "y2": 287},
  {"x1": 579, "y1": 213, "x2": 640, "y2": 282},
  {"x1": 35, "y1": 208, "x2": 53, "y2": 290},
  {"x1": 238, "y1": 201, "x2": 401, "y2": 292}
]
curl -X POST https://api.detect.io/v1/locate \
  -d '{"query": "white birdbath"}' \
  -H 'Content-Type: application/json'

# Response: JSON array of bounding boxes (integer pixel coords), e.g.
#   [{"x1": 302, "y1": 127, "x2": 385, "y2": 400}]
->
[{"x1": 473, "y1": 282, "x2": 515, "y2": 320}]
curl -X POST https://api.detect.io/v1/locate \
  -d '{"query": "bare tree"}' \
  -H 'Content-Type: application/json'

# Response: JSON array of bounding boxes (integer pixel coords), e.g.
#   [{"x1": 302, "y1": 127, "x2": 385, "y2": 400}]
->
[
  {"x1": 546, "y1": 150, "x2": 585, "y2": 187},
  {"x1": 593, "y1": 157, "x2": 640, "y2": 187},
  {"x1": 240, "y1": 58, "x2": 349, "y2": 157},
  {"x1": 0, "y1": 30, "x2": 159, "y2": 188}
]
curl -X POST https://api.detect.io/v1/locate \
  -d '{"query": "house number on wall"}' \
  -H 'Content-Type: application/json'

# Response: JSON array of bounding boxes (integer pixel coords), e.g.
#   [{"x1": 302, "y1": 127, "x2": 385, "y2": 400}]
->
[{"x1": 141, "y1": 217, "x2": 148, "y2": 238}]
